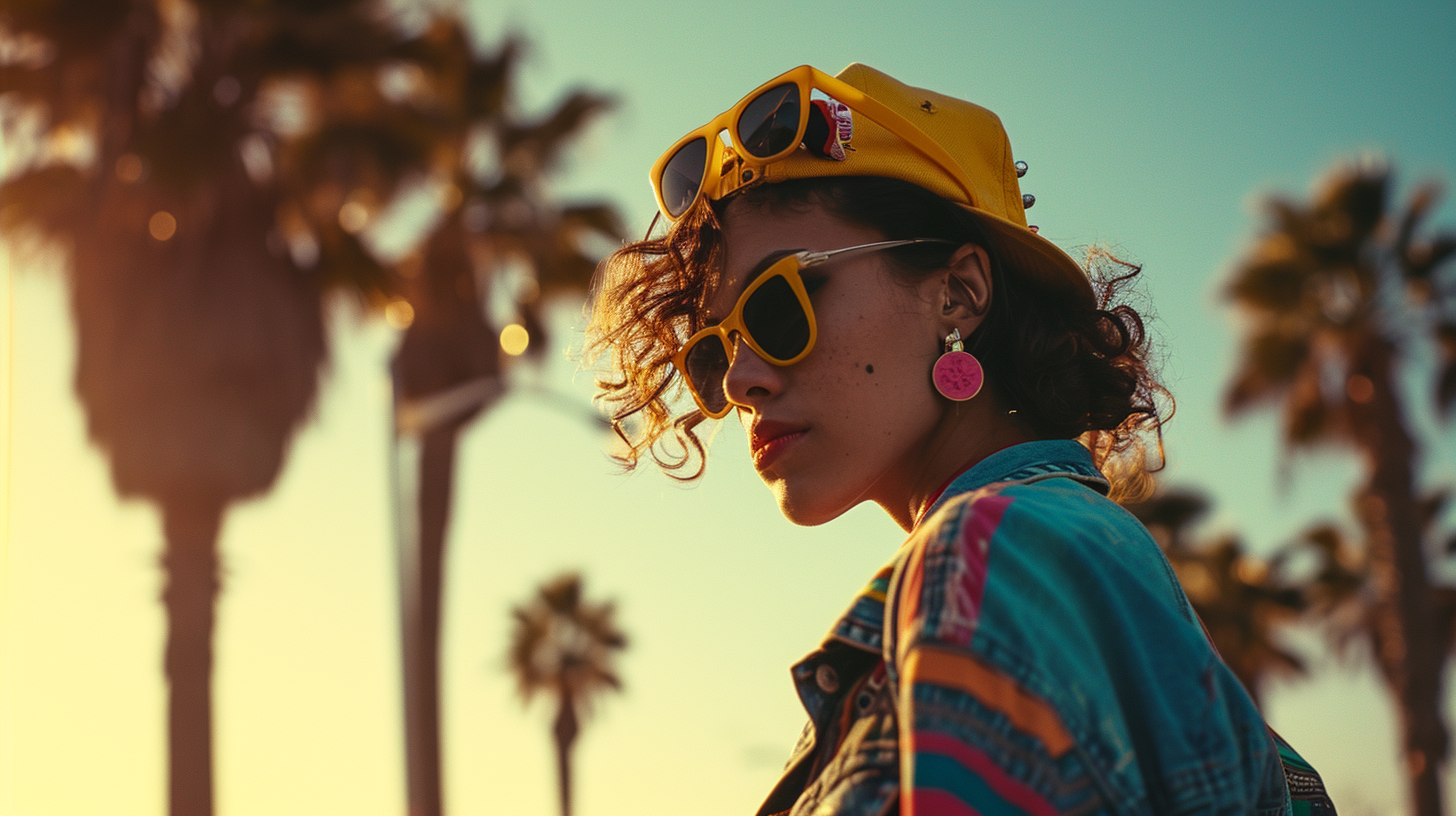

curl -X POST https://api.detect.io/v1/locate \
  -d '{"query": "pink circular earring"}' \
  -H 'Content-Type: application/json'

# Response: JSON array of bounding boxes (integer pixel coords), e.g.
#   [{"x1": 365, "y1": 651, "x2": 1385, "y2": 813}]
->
[{"x1": 932, "y1": 328, "x2": 984, "y2": 401}]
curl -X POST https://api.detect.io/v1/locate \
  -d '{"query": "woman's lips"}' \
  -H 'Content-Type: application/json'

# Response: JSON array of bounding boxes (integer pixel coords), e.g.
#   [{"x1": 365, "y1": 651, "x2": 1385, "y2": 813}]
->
[{"x1": 751, "y1": 425, "x2": 808, "y2": 470}]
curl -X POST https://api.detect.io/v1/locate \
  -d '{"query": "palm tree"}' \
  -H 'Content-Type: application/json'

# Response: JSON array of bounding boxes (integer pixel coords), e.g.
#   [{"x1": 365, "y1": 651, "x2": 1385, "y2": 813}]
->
[
  {"x1": 383, "y1": 22, "x2": 624, "y2": 816},
  {"x1": 509, "y1": 572, "x2": 627, "y2": 816},
  {"x1": 1224, "y1": 161, "x2": 1456, "y2": 815},
  {"x1": 1126, "y1": 488, "x2": 1308, "y2": 709},
  {"x1": 0, "y1": 3, "x2": 439, "y2": 813},
  {"x1": 1274, "y1": 489, "x2": 1456, "y2": 730}
]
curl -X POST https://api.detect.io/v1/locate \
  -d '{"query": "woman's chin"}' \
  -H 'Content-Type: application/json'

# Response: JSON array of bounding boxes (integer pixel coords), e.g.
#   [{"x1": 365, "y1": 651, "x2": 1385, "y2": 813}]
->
[{"x1": 769, "y1": 481, "x2": 853, "y2": 527}]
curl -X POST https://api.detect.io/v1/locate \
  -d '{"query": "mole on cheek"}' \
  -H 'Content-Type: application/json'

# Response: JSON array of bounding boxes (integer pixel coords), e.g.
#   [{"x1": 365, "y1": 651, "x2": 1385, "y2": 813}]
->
[{"x1": 865, "y1": 364, "x2": 875, "y2": 374}]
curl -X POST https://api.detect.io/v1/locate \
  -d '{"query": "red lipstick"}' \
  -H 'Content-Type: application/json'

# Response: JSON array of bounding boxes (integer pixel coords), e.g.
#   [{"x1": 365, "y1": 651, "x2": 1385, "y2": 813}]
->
[{"x1": 749, "y1": 419, "x2": 808, "y2": 470}]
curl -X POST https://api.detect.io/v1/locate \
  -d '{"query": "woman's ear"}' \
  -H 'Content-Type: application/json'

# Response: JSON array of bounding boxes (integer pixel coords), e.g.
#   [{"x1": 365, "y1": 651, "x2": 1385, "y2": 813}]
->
[{"x1": 940, "y1": 244, "x2": 992, "y2": 320}]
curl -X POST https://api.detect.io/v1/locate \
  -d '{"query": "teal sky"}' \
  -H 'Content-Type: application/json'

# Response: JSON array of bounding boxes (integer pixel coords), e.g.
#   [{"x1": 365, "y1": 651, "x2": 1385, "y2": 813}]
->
[{"x1": 3, "y1": 1, "x2": 1455, "y2": 814}]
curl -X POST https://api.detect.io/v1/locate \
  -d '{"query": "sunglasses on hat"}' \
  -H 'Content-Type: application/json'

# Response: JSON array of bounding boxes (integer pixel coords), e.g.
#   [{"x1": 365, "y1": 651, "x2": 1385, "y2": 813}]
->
[
  {"x1": 651, "y1": 65, "x2": 977, "y2": 220},
  {"x1": 671, "y1": 238, "x2": 955, "y2": 418}
]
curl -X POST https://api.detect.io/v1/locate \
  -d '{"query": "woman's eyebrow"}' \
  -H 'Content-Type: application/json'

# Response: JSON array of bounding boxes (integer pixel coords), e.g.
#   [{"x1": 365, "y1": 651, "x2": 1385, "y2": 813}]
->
[
  {"x1": 748, "y1": 248, "x2": 805, "y2": 278},
  {"x1": 706, "y1": 248, "x2": 805, "y2": 324}
]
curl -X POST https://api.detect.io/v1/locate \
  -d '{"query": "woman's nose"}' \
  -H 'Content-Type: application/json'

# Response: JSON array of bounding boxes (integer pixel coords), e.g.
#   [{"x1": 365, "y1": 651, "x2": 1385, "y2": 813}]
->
[{"x1": 722, "y1": 332, "x2": 783, "y2": 410}]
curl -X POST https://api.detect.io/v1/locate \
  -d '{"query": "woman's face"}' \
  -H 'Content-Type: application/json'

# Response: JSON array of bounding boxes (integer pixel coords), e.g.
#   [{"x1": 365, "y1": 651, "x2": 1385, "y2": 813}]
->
[{"x1": 712, "y1": 199, "x2": 953, "y2": 525}]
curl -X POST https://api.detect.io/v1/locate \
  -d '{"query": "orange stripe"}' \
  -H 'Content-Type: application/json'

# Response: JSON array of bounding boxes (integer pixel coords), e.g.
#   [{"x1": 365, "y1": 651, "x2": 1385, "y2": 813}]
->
[{"x1": 903, "y1": 646, "x2": 1074, "y2": 757}]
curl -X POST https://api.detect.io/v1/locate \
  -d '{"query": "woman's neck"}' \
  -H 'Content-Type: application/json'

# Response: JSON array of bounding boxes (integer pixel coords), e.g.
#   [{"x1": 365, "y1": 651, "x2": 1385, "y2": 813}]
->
[{"x1": 876, "y1": 390, "x2": 1036, "y2": 533}]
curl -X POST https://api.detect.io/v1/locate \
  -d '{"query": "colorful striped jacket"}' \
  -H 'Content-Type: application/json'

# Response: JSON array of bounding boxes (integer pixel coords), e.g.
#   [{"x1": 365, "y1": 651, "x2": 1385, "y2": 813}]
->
[{"x1": 755, "y1": 439, "x2": 1334, "y2": 816}]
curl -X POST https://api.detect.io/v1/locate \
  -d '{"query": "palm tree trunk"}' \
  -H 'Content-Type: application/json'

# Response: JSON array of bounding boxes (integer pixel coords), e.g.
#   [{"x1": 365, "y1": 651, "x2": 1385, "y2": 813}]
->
[
  {"x1": 402, "y1": 423, "x2": 462, "y2": 816},
  {"x1": 1358, "y1": 338, "x2": 1447, "y2": 816},
  {"x1": 394, "y1": 211, "x2": 501, "y2": 816},
  {"x1": 159, "y1": 496, "x2": 225, "y2": 816},
  {"x1": 553, "y1": 698, "x2": 579, "y2": 816}
]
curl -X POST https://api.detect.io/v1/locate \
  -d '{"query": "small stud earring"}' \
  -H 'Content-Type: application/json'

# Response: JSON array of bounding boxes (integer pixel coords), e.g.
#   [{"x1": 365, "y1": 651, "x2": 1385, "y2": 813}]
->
[
  {"x1": 932, "y1": 328, "x2": 984, "y2": 402},
  {"x1": 1015, "y1": 160, "x2": 1028, "y2": 178},
  {"x1": 1022, "y1": 193, "x2": 1035, "y2": 209}
]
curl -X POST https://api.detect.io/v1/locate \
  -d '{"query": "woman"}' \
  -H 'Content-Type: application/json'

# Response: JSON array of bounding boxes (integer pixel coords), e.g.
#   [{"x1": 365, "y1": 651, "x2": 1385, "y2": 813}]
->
[{"x1": 587, "y1": 64, "x2": 1333, "y2": 815}]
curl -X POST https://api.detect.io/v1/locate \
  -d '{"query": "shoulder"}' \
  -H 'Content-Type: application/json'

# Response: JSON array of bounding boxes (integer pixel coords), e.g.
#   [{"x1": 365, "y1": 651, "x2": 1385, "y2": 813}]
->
[
  {"x1": 885, "y1": 477, "x2": 1290, "y2": 813},
  {"x1": 885, "y1": 479, "x2": 1122, "y2": 813},
  {"x1": 888, "y1": 476, "x2": 1182, "y2": 660}
]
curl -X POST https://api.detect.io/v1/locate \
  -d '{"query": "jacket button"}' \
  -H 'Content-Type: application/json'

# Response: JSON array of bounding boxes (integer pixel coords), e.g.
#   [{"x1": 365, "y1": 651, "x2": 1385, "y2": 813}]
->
[{"x1": 815, "y1": 664, "x2": 840, "y2": 694}]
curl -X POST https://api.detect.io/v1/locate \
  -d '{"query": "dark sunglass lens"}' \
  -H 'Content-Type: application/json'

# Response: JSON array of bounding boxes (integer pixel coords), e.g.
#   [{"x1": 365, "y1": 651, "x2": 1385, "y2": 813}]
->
[
  {"x1": 737, "y1": 84, "x2": 800, "y2": 158},
  {"x1": 684, "y1": 335, "x2": 730, "y2": 414},
  {"x1": 742, "y1": 275, "x2": 810, "y2": 360},
  {"x1": 661, "y1": 137, "x2": 708, "y2": 217}
]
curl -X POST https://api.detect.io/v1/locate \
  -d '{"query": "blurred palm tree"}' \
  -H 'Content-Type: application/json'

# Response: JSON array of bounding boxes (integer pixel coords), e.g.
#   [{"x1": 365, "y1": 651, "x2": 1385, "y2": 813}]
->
[
  {"x1": 1126, "y1": 488, "x2": 1308, "y2": 709},
  {"x1": 382, "y1": 20, "x2": 624, "y2": 816},
  {"x1": 1273, "y1": 490, "x2": 1456, "y2": 722},
  {"x1": 1224, "y1": 161, "x2": 1456, "y2": 815},
  {"x1": 509, "y1": 572, "x2": 627, "y2": 816},
  {"x1": 0, "y1": 2, "x2": 438, "y2": 813}
]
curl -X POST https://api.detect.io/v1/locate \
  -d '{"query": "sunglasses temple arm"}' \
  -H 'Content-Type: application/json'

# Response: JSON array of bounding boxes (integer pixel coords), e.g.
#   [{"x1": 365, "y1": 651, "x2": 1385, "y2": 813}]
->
[
  {"x1": 799, "y1": 238, "x2": 956, "y2": 267},
  {"x1": 642, "y1": 211, "x2": 662, "y2": 242}
]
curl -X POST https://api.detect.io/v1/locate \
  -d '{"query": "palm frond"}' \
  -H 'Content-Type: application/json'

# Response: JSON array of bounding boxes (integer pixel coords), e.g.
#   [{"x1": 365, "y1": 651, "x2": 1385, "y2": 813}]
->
[
  {"x1": 507, "y1": 572, "x2": 627, "y2": 713},
  {"x1": 1406, "y1": 235, "x2": 1456, "y2": 284},
  {"x1": 1224, "y1": 331, "x2": 1311, "y2": 414},
  {"x1": 558, "y1": 201, "x2": 626, "y2": 241},
  {"x1": 1282, "y1": 369, "x2": 1349, "y2": 447},
  {"x1": 540, "y1": 573, "x2": 583, "y2": 613},
  {"x1": 0, "y1": 0, "x2": 133, "y2": 53},
  {"x1": 1226, "y1": 254, "x2": 1311, "y2": 313},
  {"x1": 245, "y1": 2, "x2": 410, "y2": 78},
  {"x1": 533, "y1": 247, "x2": 600, "y2": 298},
  {"x1": 463, "y1": 35, "x2": 523, "y2": 122},
  {"x1": 286, "y1": 116, "x2": 439, "y2": 197},
  {"x1": 313, "y1": 224, "x2": 395, "y2": 300},
  {"x1": 1394, "y1": 182, "x2": 1439, "y2": 263},
  {"x1": 0, "y1": 0, "x2": 156, "y2": 134},
  {"x1": 1313, "y1": 164, "x2": 1388, "y2": 257},
  {"x1": 1418, "y1": 489, "x2": 1451, "y2": 538},
  {"x1": 498, "y1": 89, "x2": 614, "y2": 180},
  {"x1": 1438, "y1": 358, "x2": 1456, "y2": 420},
  {"x1": 1264, "y1": 198, "x2": 1312, "y2": 247}
]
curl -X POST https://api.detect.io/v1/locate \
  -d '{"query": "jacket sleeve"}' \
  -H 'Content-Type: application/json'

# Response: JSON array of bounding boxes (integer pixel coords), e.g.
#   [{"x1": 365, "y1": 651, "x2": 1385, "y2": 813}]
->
[{"x1": 886, "y1": 490, "x2": 1108, "y2": 816}]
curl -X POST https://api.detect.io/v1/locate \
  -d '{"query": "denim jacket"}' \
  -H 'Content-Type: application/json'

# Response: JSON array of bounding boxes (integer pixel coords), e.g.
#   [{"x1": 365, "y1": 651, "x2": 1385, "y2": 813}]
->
[{"x1": 756, "y1": 440, "x2": 1333, "y2": 816}]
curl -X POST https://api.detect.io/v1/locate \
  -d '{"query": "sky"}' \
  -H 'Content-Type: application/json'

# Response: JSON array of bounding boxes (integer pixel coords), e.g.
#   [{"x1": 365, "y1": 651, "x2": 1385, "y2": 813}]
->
[{"x1": 3, "y1": 0, "x2": 1455, "y2": 814}]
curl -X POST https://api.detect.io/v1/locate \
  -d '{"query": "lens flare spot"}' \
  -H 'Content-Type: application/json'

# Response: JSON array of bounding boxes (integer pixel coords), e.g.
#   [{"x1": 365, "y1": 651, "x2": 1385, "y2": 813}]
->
[
  {"x1": 1234, "y1": 558, "x2": 1267, "y2": 586},
  {"x1": 115, "y1": 153, "x2": 144, "y2": 182},
  {"x1": 384, "y1": 299, "x2": 414, "y2": 329},
  {"x1": 500, "y1": 323, "x2": 529, "y2": 356},
  {"x1": 148, "y1": 211, "x2": 176, "y2": 241},
  {"x1": 1347, "y1": 374, "x2": 1375, "y2": 404},
  {"x1": 338, "y1": 201, "x2": 369, "y2": 233}
]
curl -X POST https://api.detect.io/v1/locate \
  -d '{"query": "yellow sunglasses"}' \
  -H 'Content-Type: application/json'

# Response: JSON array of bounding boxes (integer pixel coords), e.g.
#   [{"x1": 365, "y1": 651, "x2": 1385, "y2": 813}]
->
[
  {"x1": 671, "y1": 238, "x2": 954, "y2": 418},
  {"x1": 651, "y1": 65, "x2": 978, "y2": 221}
]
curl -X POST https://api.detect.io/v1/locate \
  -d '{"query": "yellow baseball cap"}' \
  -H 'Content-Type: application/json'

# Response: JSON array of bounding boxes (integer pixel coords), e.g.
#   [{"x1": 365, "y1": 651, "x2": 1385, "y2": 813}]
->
[{"x1": 759, "y1": 63, "x2": 1092, "y2": 305}]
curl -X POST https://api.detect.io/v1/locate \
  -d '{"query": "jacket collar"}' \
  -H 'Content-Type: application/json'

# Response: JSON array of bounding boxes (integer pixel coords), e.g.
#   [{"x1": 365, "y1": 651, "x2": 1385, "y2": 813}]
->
[
  {"x1": 920, "y1": 438, "x2": 1109, "y2": 526},
  {"x1": 824, "y1": 439, "x2": 1109, "y2": 656}
]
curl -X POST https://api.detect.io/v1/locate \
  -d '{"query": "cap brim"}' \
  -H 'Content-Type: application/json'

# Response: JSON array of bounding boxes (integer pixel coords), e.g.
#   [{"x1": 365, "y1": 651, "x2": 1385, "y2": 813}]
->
[{"x1": 961, "y1": 206, "x2": 1095, "y2": 308}]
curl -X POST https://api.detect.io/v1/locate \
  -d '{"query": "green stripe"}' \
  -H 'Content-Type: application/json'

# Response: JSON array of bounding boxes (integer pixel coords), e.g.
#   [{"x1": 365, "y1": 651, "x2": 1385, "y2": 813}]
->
[{"x1": 916, "y1": 752, "x2": 1031, "y2": 816}]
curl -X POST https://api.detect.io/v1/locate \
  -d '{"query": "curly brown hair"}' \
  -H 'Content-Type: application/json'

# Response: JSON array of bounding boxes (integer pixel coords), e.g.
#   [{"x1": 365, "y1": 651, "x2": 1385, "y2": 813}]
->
[{"x1": 585, "y1": 176, "x2": 1169, "y2": 501}]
